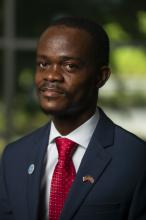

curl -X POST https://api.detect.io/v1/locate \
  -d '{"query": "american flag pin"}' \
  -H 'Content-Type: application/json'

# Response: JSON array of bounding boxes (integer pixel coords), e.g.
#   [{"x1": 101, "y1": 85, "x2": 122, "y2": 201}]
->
[{"x1": 83, "y1": 175, "x2": 94, "y2": 184}]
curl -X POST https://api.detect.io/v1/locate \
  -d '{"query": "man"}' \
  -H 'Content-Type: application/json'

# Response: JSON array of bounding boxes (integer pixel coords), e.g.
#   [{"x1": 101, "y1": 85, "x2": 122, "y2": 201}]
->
[{"x1": 0, "y1": 16, "x2": 146, "y2": 220}]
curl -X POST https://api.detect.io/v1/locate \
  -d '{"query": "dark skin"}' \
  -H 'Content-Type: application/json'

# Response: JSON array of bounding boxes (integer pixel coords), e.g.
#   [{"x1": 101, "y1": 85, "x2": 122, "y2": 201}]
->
[{"x1": 35, "y1": 25, "x2": 110, "y2": 135}]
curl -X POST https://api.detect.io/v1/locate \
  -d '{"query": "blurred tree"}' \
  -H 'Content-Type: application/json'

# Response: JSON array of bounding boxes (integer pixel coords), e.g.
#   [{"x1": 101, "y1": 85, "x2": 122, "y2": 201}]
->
[{"x1": 16, "y1": 0, "x2": 146, "y2": 40}]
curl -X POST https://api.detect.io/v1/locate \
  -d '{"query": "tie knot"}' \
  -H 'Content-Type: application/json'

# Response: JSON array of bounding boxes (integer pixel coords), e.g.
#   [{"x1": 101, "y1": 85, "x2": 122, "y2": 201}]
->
[{"x1": 55, "y1": 137, "x2": 77, "y2": 161}]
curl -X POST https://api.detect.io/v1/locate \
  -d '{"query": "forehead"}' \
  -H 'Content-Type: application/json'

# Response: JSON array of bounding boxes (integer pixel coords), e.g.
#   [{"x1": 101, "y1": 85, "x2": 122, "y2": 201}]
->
[{"x1": 37, "y1": 26, "x2": 94, "y2": 56}]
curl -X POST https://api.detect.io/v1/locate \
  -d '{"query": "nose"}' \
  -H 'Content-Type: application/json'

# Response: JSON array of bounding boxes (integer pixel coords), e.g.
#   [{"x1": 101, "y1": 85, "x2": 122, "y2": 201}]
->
[{"x1": 45, "y1": 64, "x2": 64, "y2": 82}]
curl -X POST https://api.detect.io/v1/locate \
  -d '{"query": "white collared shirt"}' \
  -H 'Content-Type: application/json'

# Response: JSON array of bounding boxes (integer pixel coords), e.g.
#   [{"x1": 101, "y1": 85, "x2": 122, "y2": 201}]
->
[{"x1": 45, "y1": 109, "x2": 99, "y2": 218}]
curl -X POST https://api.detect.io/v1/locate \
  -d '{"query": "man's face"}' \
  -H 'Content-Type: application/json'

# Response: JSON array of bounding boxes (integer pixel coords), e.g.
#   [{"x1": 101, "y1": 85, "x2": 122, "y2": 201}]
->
[{"x1": 35, "y1": 26, "x2": 99, "y2": 117}]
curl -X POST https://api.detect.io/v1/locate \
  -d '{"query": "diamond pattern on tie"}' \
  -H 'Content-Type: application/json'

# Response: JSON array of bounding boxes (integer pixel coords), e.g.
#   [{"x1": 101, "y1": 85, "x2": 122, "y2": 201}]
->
[{"x1": 49, "y1": 137, "x2": 77, "y2": 220}]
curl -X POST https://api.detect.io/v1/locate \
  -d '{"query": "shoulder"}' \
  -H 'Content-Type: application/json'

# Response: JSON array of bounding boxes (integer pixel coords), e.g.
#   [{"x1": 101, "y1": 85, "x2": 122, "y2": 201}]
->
[
  {"x1": 111, "y1": 124, "x2": 146, "y2": 172},
  {"x1": 115, "y1": 124, "x2": 146, "y2": 148},
  {"x1": 99, "y1": 107, "x2": 146, "y2": 148},
  {"x1": 98, "y1": 107, "x2": 146, "y2": 150},
  {"x1": 99, "y1": 108, "x2": 146, "y2": 164},
  {"x1": 1, "y1": 122, "x2": 51, "y2": 160}
]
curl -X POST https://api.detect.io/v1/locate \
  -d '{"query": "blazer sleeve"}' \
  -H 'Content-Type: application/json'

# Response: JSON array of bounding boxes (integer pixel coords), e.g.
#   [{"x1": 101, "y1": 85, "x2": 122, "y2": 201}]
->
[
  {"x1": 128, "y1": 168, "x2": 146, "y2": 220},
  {"x1": 0, "y1": 149, "x2": 14, "y2": 220}
]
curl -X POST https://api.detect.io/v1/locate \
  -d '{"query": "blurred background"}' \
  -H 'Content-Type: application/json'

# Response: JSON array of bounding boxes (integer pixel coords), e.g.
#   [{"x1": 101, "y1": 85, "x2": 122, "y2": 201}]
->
[{"x1": 0, "y1": 0, "x2": 146, "y2": 155}]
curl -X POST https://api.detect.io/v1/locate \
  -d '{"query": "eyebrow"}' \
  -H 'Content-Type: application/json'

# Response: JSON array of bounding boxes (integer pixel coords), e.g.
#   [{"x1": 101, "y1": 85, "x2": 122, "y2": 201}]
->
[{"x1": 37, "y1": 54, "x2": 85, "y2": 64}]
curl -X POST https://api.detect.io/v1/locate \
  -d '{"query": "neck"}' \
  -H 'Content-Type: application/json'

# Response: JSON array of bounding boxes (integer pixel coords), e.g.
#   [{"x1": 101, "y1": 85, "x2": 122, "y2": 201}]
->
[{"x1": 51, "y1": 108, "x2": 96, "y2": 135}]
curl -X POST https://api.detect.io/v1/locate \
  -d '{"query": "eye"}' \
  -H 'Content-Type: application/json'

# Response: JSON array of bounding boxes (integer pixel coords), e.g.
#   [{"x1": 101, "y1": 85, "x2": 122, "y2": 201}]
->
[
  {"x1": 37, "y1": 61, "x2": 49, "y2": 70},
  {"x1": 64, "y1": 63, "x2": 79, "y2": 72}
]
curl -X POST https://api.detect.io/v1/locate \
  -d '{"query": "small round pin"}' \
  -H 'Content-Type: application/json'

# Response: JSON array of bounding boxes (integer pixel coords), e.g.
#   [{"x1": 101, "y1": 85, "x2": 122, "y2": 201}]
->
[{"x1": 28, "y1": 164, "x2": 35, "y2": 175}]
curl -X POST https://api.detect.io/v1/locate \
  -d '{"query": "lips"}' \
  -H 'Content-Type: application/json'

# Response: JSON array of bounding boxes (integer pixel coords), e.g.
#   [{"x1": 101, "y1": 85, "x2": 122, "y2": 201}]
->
[{"x1": 39, "y1": 87, "x2": 65, "y2": 98}]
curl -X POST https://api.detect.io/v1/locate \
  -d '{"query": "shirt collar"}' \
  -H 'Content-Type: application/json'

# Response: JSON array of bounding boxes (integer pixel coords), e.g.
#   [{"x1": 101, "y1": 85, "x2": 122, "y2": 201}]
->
[{"x1": 49, "y1": 108, "x2": 99, "y2": 149}]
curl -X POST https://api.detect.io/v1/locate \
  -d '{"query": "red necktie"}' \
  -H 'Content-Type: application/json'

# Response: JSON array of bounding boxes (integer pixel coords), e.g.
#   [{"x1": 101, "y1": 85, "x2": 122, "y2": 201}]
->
[{"x1": 49, "y1": 137, "x2": 77, "y2": 220}]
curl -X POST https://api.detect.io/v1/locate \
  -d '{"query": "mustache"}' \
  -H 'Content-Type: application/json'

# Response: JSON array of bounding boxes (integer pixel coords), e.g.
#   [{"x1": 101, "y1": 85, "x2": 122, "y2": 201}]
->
[{"x1": 38, "y1": 81, "x2": 66, "y2": 94}]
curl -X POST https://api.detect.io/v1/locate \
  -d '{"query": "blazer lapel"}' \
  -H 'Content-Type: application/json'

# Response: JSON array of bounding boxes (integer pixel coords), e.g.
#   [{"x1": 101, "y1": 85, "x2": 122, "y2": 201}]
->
[
  {"x1": 26, "y1": 123, "x2": 51, "y2": 220},
  {"x1": 60, "y1": 109, "x2": 115, "y2": 220}
]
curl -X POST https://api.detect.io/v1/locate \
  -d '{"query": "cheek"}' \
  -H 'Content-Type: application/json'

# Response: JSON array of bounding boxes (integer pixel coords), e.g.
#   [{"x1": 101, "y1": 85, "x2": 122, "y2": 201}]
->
[{"x1": 69, "y1": 79, "x2": 95, "y2": 102}]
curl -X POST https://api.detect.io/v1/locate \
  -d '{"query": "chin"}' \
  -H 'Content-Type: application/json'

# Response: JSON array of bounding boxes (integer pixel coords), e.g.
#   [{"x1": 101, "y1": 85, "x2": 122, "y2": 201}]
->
[
  {"x1": 40, "y1": 103, "x2": 81, "y2": 118},
  {"x1": 39, "y1": 103, "x2": 67, "y2": 116}
]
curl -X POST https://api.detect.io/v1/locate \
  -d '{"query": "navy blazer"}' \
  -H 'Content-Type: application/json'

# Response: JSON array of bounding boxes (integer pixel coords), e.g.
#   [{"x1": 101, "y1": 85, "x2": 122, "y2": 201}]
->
[{"x1": 0, "y1": 109, "x2": 146, "y2": 220}]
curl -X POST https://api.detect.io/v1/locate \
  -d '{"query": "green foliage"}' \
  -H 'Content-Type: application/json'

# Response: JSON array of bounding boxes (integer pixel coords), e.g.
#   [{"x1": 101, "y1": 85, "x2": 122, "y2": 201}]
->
[
  {"x1": 18, "y1": 69, "x2": 34, "y2": 90},
  {"x1": 99, "y1": 92, "x2": 146, "y2": 108},
  {"x1": 105, "y1": 23, "x2": 130, "y2": 41},
  {"x1": 111, "y1": 47, "x2": 146, "y2": 75},
  {"x1": 12, "y1": 109, "x2": 49, "y2": 136},
  {"x1": 0, "y1": 104, "x2": 5, "y2": 131},
  {"x1": 138, "y1": 11, "x2": 146, "y2": 34}
]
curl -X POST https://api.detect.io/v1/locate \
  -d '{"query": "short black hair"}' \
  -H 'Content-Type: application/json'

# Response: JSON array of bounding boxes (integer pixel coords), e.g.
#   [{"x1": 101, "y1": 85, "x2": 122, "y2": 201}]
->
[{"x1": 48, "y1": 16, "x2": 109, "y2": 67}]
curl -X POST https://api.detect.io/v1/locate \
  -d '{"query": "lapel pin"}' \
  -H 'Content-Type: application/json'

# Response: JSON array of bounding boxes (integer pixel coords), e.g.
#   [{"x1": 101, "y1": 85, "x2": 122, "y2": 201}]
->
[
  {"x1": 28, "y1": 164, "x2": 35, "y2": 175},
  {"x1": 83, "y1": 175, "x2": 95, "y2": 184}
]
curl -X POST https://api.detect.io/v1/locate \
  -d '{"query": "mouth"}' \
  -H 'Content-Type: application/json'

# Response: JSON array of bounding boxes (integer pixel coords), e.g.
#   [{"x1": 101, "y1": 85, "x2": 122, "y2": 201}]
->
[{"x1": 39, "y1": 87, "x2": 65, "y2": 98}]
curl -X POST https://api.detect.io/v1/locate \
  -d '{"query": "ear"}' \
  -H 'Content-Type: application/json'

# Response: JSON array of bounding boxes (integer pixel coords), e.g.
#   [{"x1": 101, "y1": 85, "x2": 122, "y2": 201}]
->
[{"x1": 96, "y1": 66, "x2": 111, "y2": 88}]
